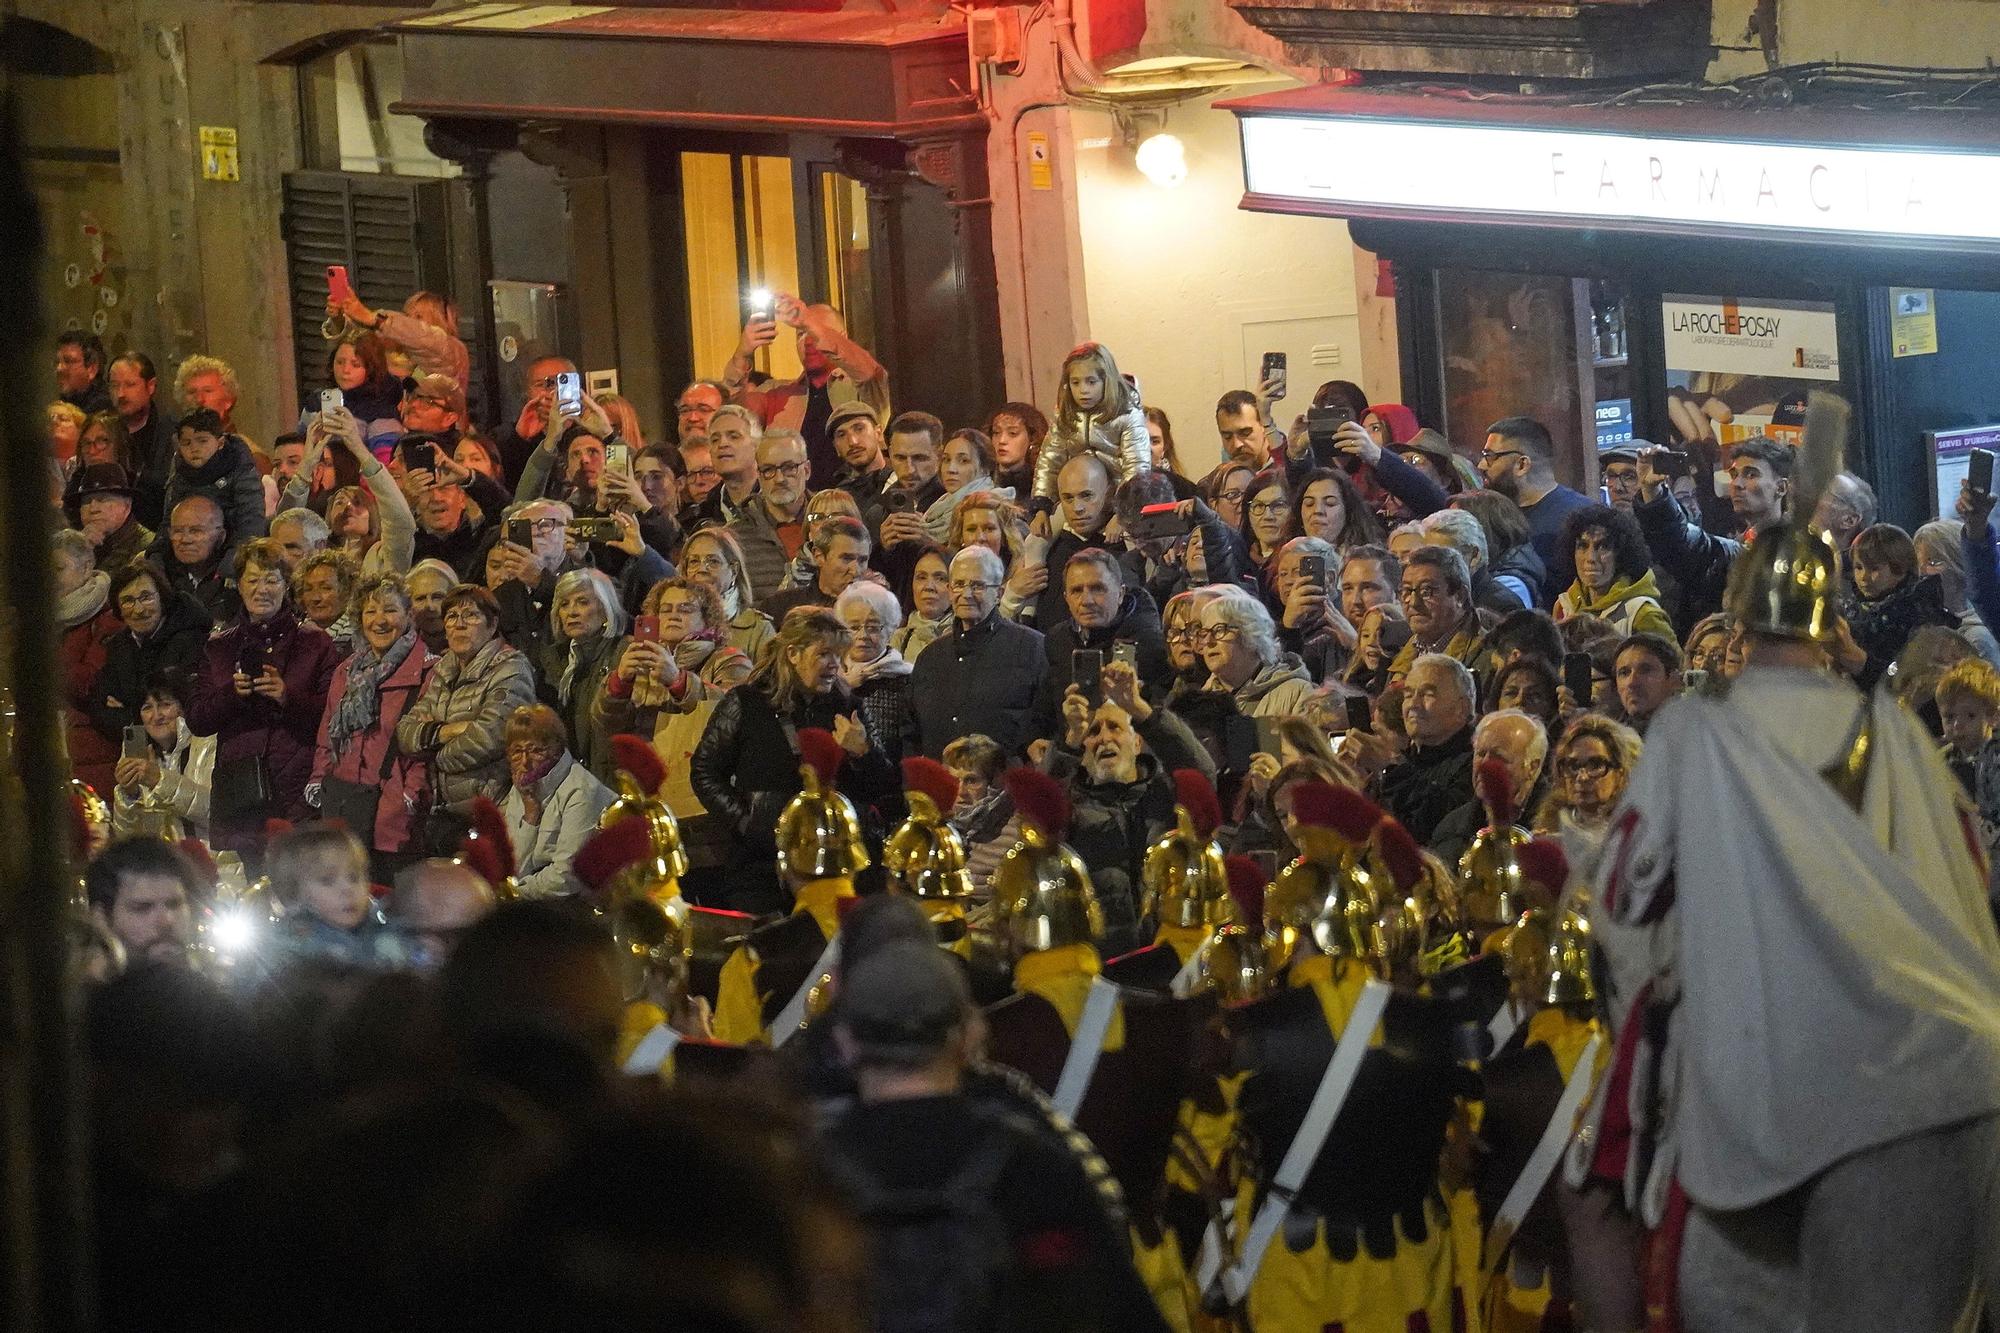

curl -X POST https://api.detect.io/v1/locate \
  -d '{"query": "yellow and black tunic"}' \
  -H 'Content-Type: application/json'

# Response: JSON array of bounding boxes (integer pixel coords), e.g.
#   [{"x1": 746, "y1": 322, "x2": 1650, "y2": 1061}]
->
[
  {"x1": 1224, "y1": 954, "x2": 1473, "y2": 1333},
  {"x1": 985, "y1": 943, "x2": 1209, "y2": 1333},
  {"x1": 711, "y1": 876, "x2": 852, "y2": 1045},
  {"x1": 1477, "y1": 1005, "x2": 1606, "y2": 1333}
]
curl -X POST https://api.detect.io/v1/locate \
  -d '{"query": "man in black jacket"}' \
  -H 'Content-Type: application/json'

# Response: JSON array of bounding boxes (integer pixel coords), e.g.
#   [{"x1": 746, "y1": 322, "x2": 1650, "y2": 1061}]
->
[
  {"x1": 56, "y1": 330, "x2": 112, "y2": 415},
  {"x1": 826, "y1": 400, "x2": 896, "y2": 505},
  {"x1": 110, "y1": 352, "x2": 176, "y2": 528},
  {"x1": 1033, "y1": 548, "x2": 1170, "y2": 730},
  {"x1": 908, "y1": 545, "x2": 1046, "y2": 760},
  {"x1": 1047, "y1": 697, "x2": 1180, "y2": 954},
  {"x1": 1377, "y1": 652, "x2": 1478, "y2": 844},
  {"x1": 1008, "y1": 453, "x2": 1120, "y2": 631},
  {"x1": 1633, "y1": 438, "x2": 1791, "y2": 621},
  {"x1": 824, "y1": 940, "x2": 1169, "y2": 1333},
  {"x1": 157, "y1": 496, "x2": 239, "y2": 624}
]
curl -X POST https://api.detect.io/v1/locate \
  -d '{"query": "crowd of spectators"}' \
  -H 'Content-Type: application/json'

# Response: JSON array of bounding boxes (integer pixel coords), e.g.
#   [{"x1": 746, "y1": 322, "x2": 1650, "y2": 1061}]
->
[{"x1": 49, "y1": 286, "x2": 2000, "y2": 1328}]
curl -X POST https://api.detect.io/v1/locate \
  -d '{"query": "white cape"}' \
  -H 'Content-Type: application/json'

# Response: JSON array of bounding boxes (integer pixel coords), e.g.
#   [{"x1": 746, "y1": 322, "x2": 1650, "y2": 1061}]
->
[{"x1": 1594, "y1": 666, "x2": 2000, "y2": 1210}]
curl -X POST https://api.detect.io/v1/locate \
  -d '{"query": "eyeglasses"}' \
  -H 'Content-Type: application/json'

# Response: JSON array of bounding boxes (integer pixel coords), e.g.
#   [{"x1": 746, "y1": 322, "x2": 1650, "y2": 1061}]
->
[
  {"x1": 506, "y1": 742, "x2": 555, "y2": 761},
  {"x1": 1215, "y1": 488, "x2": 1248, "y2": 506},
  {"x1": 1247, "y1": 499, "x2": 1288, "y2": 517},
  {"x1": 117, "y1": 588, "x2": 161, "y2": 607},
  {"x1": 675, "y1": 401, "x2": 716, "y2": 417},
  {"x1": 948, "y1": 579, "x2": 999, "y2": 594},
  {"x1": 1187, "y1": 624, "x2": 1239, "y2": 645},
  {"x1": 1479, "y1": 448, "x2": 1524, "y2": 464},
  {"x1": 1559, "y1": 756, "x2": 1614, "y2": 779},
  {"x1": 843, "y1": 619, "x2": 889, "y2": 635},
  {"x1": 524, "y1": 517, "x2": 565, "y2": 534},
  {"x1": 757, "y1": 460, "x2": 807, "y2": 480},
  {"x1": 409, "y1": 394, "x2": 452, "y2": 410},
  {"x1": 656, "y1": 600, "x2": 701, "y2": 615},
  {"x1": 1402, "y1": 582, "x2": 1450, "y2": 602},
  {"x1": 683, "y1": 466, "x2": 718, "y2": 480},
  {"x1": 682, "y1": 553, "x2": 726, "y2": 570},
  {"x1": 442, "y1": 609, "x2": 490, "y2": 627}
]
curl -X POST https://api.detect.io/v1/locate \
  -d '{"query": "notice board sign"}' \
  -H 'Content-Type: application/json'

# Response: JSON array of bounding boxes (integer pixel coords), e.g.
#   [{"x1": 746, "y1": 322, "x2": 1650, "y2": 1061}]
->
[{"x1": 1929, "y1": 423, "x2": 2000, "y2": 519}]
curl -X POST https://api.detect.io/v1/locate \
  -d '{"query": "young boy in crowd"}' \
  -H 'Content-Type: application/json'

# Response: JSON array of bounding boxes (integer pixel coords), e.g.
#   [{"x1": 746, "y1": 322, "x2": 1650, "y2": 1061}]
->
[
  {"x1": 1935, "y1": 658, "x2": 2000, "y2": 920},
  {"x1": 266, "y1": 823, "x2": 390, "y2": 967},
  {"x1": 1847, "y1": 524, "x2": 1954, "y2": 690}
]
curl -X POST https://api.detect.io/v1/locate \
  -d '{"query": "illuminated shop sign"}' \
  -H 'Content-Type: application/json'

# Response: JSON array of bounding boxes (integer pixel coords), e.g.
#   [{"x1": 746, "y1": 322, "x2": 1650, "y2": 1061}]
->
[{"x1": 1237, "y1": 114, "x2": 2000, "y2": 246}]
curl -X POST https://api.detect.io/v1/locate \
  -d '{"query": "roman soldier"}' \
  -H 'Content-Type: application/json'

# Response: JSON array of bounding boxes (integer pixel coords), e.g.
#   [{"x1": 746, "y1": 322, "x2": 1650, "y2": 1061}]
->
[
  {"x1": 1587, "y1": 392, "x2": 2000, "y2": 1331},
  {"x1": 1190, "y1": 781, "x2": 1474, "y2": 1333},
  {"x1": 1475, "y1": 838, "x2": 1608, "y2": 1333},
  {"x1": 981, "y1": 766, "x2": 1207, "y2": 1331},
  {"x1": 712, "y1": 728, "x2": 868, "y2": 1046}
]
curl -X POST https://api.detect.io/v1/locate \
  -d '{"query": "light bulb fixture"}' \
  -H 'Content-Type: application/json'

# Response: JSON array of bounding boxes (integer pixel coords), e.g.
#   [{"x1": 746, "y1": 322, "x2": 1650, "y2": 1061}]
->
[{"x1": 1134, "y1": 131, "x2": 1187, "y2": 189}]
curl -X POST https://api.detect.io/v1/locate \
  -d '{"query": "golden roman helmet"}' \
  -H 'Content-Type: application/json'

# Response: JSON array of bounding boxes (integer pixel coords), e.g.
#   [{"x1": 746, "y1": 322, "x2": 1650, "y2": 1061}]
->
[
  {"x1": 1141, "y1": 769, "x2": 1229, "y2": 929},
  {"x1": 1367, "y1": 816, "x2": 1437, "y2": 981},
  {"x1": 1458, "y1": 758, "x2": 1536, "y2": 937},
  {"x1": 1542, "y1": 908, "x2": 1597, "y2": 1006},
  {"x1": 573, "y1": 815, "x2": 690, "y2": 1005},
  {"x1": 1724, "y1": 392, "x2": 1852, "y2": 642},
  {"x1": 883, "y1": 758, "x2": 974, "y2": 901},
  {"x1": 991, "y1": 767, "x2": 1102, "y2": 957},
  {"x1": 1268, "y1": 782, "x2": 1385, "y2": 968},
  {"x1": 775, "y1": 729, "x2": 871, "y2": 882},
  {"x1": 603, "y1": 735, "x2": 688, "y2": 882},
  {"x1": 1190, "y1": 854, "x2": 1280, "y2": 1005},
  {"x1": 1725, "y1": 519, "x2": 1841, "y2": 642}
]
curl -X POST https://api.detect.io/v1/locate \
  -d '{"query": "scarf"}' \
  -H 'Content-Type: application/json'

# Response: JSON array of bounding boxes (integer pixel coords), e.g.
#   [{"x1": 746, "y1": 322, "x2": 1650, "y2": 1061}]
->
[
  {"x1": 840, "y1": 645, "x2": 912, "y2": 691},
  {"x1": 329, "y1": 626, "x2": 418, "y2": 756},
  {"x1": 632, "y1": 633, "x2": 721, "y2": 708},
  {"x1": 558, "y1": 635, "x2": 615, "y2": 706},
  {"x1": 59, "y1": 570, "x2": 110, "y2": 630},
  {"x1": 922, "y1": 478, "x2": 1013, "y2": 543}
]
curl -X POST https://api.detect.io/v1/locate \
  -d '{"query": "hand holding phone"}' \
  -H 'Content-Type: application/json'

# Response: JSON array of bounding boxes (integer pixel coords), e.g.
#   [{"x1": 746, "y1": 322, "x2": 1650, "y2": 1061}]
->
[
  {"x1": 606, "y1": 442, "x2": 631, "y2": 474},
  {"x1": 1564, "y1": 652, "x2": 1595, "y2": 707},
  {"x1": 319, "y1": 387, "x2": 344, "y2": 416},
  {"x1": 506, "y1": 518, "x2": 534, "y2": 550},
  {"x1": 327, "y1": 264, "x2": 353, "y2": 306},
  {"x1": 555, "y1": 371, "x2": 584, "y2": 420},
  {"x1": 122, "y1": 725, "x2": 150, "y2": 760},
  {"x1": 1344, "y1": 694, "x2": 1373, "y2": 733},
  {"x1": 634, "y1": 614, "x2": 661, "y2": 643},
  {"x1": 1072, "y1": 649, "x2": 1104, "y2": 703},
  {"x1": 1971, "y1": 448, "x2": 1995, "y2": 497}
]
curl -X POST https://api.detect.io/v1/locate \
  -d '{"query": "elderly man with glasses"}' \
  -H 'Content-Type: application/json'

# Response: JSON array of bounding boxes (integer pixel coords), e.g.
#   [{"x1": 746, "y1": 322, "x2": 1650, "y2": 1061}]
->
[
  {"x1": 907, "y1": 545, "x2": 1048, "y2": 760},
  {"x1": 726, "y1": 429, "x2": 815, "y2": 604}
]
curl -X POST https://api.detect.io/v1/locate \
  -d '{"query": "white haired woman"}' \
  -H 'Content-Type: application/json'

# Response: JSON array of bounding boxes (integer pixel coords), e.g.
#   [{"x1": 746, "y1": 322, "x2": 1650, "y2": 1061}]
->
[
  {"x1": 536, "y1": 566, "x2": 628, "y2": 782},
  {"x1": 1199, "y1": 591, "x2": 1314, "y2": 719},
  {"x1": 836, "y1": 579, "x2": 913, "y2": 761}
]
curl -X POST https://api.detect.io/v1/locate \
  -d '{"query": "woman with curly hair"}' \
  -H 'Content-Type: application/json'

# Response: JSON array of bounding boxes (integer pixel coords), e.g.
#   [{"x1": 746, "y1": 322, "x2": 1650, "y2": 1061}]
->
[{"x1": 1551, "y1": 504, "x2": 1672, "y2": 639}]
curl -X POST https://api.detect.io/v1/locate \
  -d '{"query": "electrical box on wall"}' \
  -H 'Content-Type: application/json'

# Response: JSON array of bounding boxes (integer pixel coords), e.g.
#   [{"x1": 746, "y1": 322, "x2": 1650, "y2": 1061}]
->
[{"x1": 967, "y1": 8, "x2": 1024, "y2": 66}]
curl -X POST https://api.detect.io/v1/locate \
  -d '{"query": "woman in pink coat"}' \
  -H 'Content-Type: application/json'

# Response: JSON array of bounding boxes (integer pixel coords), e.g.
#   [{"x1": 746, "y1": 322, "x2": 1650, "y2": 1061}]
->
[{"x1": 311, "y1": 573, "x2": 436, "y2": 881}]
